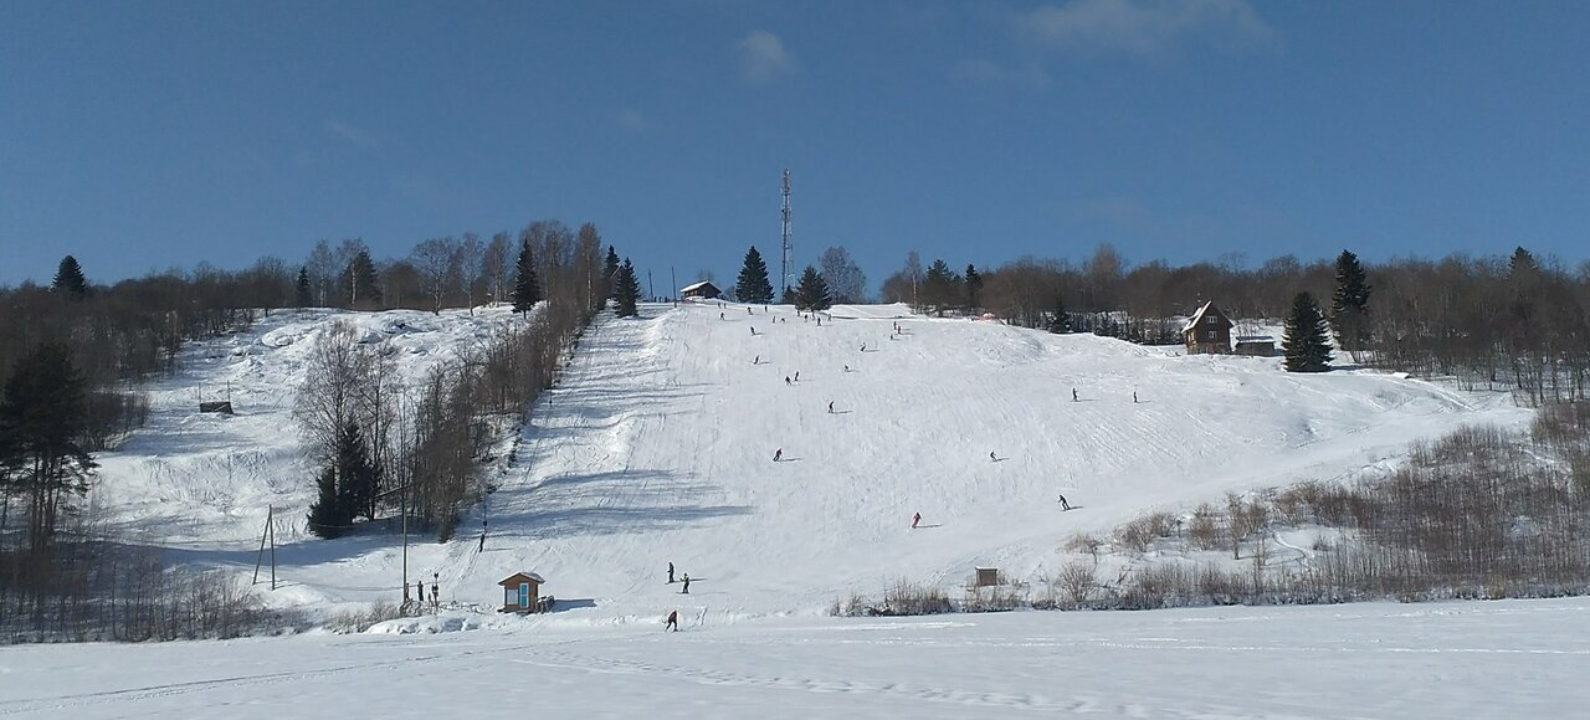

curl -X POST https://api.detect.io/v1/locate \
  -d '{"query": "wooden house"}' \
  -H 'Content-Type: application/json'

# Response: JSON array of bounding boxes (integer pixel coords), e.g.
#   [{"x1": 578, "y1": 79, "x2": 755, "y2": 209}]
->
[
  {"x1": 499, "y1": 571, "x2": 550, "y2": 614},
  {"x1": 1182, "y1": 302, "x2": 1234, "y2": 355},
  {"x1": 680, "y1": 281, "x2": 722, "y2": 301}
]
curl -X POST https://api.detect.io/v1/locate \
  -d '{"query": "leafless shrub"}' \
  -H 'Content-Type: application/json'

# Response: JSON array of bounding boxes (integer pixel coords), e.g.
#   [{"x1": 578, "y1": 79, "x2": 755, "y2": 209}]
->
[
  {"x1": 1064, "y1": 533, "x2": 1104, "y2": 564},
  {"x1": 1187, "y1": 504, "x2": 1222, "y2": 550},
  {"x1": 878, "y1": 579, "x2": 953, "y2": 616},
  {"x1": 1057, "y1": 560, "x2": 1096, "y2": 608},
  {"x1": 324, "y1": 602, "x2": 404, "y2": 633}
]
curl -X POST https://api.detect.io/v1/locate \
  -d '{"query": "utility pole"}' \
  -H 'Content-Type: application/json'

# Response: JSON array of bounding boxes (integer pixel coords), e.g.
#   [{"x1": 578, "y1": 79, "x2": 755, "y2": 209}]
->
[
  {"x1": 648, "y1": 270, "x2": 654, "y2": 301},
  {"x1": 670, "y1": 266, "x2": 677, "y2": 303},
  {"x1": 252, "y1": 505, "x2": 276, "y2": 590},
  {"x1": 781, "y1": 168, "x2": 793, "y2": 299}
]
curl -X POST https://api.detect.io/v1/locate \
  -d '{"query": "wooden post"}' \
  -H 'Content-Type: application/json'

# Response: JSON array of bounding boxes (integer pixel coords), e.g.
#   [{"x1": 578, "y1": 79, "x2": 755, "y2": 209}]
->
[{"x1": 268, "y1": 505, "x2": 277, "y2": 590}]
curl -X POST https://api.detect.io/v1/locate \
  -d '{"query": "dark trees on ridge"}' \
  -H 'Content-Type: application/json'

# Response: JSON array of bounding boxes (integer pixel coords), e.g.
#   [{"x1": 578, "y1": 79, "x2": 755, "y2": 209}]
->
[
  {"x1": 736, "y1": 246, "x2": 775, "y2": 304},
  {"x1": 1283, "y1": 292, "x2": 1334, "y2": 373}
]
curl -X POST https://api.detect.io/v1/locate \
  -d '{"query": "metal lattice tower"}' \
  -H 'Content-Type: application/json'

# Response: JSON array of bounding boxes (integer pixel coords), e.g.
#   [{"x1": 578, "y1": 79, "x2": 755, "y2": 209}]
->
[{"x1": 780, "y1": 168, "x2": 792, "y2": 298}]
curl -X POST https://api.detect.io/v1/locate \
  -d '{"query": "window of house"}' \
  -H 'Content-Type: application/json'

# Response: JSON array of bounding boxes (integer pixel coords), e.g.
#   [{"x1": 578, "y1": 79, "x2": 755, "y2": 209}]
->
[
  {"x1": 1206, "y1": 316, "x2": 1218, "y2": 325},
  {"x1": 1207, "y1": 330, "x2": 1218, "y2": 340}
]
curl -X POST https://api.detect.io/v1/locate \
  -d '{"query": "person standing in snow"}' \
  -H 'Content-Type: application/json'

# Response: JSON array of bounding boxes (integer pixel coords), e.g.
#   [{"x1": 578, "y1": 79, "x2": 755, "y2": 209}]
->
[
  {"x1": 773, "y1": 448, "x2": 783, "y2": 462},
  {"x1": 1072, "y1": 388, "x2": 1079, "y2": 402},
  {"x1": 912, "y1": 512, "x2": 922, "y2": 529},
  {"x1": 828, "y1": 401, "x2": 834, "y2": 414},
  {"x1": 682, "y1": 574, "x2": 691, "y2": 594},
  {"x1": 794, "y1": 371, "x2": 799, "y2": 382},
  {"x1": 990, "y1": 451, "x2": 997, "y2": 462},
  {"x1": 785, "y1": 376, "x2": 791, "y2": 386},
  {"x1": 720, "y1": 312, "x2": 725, "y2": 320},
  {"x1": 668, "y1": 562, "x2": 675, "y2": 584},
  {"x1": 1058, "y1": 494, "x2": 1072, "y2": 511},
  {"x1": 666, "y1": 610, "x2": 679, "y2": 631},
  {"x1": 1133, "y1": 391, "x2": 1138, "y2": 403}
]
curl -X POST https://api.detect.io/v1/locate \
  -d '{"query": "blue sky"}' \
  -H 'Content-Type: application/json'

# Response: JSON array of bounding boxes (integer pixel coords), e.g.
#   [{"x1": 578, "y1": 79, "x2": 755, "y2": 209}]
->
[{"x1": 3, "y1": 1, "x2": 1589, "y2": 291}]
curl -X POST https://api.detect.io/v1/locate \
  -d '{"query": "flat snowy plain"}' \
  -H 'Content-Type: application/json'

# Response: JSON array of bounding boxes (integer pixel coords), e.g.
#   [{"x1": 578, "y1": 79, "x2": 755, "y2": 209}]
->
[
  {"x1": 3, "y1": 598, "x2": 1587, "y2": 719},
  {"x1": 6, "y1": 301, "x2": 1573, "y2": 717}
]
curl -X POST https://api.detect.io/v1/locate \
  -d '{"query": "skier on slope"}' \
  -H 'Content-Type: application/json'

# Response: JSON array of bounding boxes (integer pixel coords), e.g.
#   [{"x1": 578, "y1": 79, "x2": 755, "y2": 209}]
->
[
  {"x1": 1072, "y1": 388, "x2": 1079, "y2": 402},
  {"x1": 668, "y1": 561, "x2": 675, "y2": 584},
  {"x1": 990, "y1": 451, "x2": 997, "y2": 462},
  {"x1": 665, "y1": 610, "x2": 679, "y2": 631},
  {"x1": 773, "y1": 448, "x2": 783, "y2": 462},
  {"x1": 681, "y1": 574, "x2": 691, "y2": 594},
  {"x1": 912, "y1": 512, "x2": 922, "y2": 529},
  {"x1": 1058, "y1": 494, "x2": 1072, "y2": 511},
  {"x1": 828, "y1": 401, "x2": 835, "y2": 414}
]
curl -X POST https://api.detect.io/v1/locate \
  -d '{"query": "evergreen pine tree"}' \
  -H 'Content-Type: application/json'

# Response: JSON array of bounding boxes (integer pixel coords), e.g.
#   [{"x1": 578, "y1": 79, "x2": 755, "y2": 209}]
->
[
  {"x1": 1329, "y1": 250, "x2": 1372, "y2": 352},
  {"x1": 604, "y1": 245, "x2": 621, "y2": 293},
  {"x1": 1509, "y1": 246, "x2": 1539, "y2": 278},
  {"x1": 794, "y1": 265, "x2": 832, "y2": 311},
  {"x1": 512, "y1": 239, "x2": 542, "y2": 314},
  {"x1": 965, "y1": 264, "x2": 983, "y2": 310},
  {"x1": 1047, "y1": 295, "x2": 1072, "y2": 334},
  {"x1": 735, "y1": 246, "x2": 775, "y2": 304},
  {"x1": 614, "y1": 258, "x2": 642, "y2": 317},
  {"x1": 1282, "y1": 292, "x2": 1334, "y2": 373},
  {"x1": 0, "y1": 342, "x2": 96, "y2": 550},
  {"x1": 52, "y1": 255, "x2": 88, "y2": 301},
  {"x1": 335, "y1": 420, "x2": 381, "y2": 522},
  {"x1": 295, "y1": 267, "x2": 313, "y2": 308},
  {"x1": 306, "y1": 466, "x2": 345, "y2": 539},
  {"x1": 920, "y1": 259, "x2": 962, "y2": 315},
  {"x1": 780, "y1": 287, "x2": 797, "y2": 305},
  {"x1": 343, "y1": 250, "x2": 382, "y2": 308}
]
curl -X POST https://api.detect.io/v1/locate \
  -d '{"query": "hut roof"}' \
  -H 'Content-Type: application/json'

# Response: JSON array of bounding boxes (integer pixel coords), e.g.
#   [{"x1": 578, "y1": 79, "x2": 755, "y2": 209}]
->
[
  {"x1": 1181, "y1": 302, "x2": 1230, "y2": 333},
  {"x1": 498, "y1": 571, "x2": 546, "y2": 586},
  {"x1": 680, "y1": 280, "x2": 718, "y2": 294}
]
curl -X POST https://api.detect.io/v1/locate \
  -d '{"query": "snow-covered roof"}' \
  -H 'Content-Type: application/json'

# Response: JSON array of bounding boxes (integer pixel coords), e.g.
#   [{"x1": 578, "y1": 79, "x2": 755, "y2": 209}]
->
[
  {"x1": 500, "y1": 571, "x2": 545, "y2": 585},
  {"x1": 680, "y1": 281, "x2": 718, "y2": 293},
  {"x1": 1234, "y1": 335, "x2": 1275, "y2": 343},
  {"x1": 1182, "y1": 301, "x2": 1223, "y2": 333}
]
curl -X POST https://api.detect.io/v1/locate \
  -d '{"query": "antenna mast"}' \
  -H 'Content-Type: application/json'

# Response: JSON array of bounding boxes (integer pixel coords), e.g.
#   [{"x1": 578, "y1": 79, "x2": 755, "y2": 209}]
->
[{"x1": 780, "y1": 168, "x2": 793, "y2": 298}]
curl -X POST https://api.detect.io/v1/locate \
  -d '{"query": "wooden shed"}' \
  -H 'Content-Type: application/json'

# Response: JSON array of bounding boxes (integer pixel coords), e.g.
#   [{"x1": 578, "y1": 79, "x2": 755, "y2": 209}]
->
[
  {"x1": 974, "y1": 567, "x2": 1001, "y2": 587},
  {"x1": 680, "y1": 281, "x2": 722, "y2": 300},
  {"x1": 1234, "y1": 335, "x2": 1276, "y2": 357},
  {"x1": 1182, "y1": 302, "x2": 1234, "y2": 355},
  {"x1": 499, "y1": 571, "x2": 550, "y2": 614}
]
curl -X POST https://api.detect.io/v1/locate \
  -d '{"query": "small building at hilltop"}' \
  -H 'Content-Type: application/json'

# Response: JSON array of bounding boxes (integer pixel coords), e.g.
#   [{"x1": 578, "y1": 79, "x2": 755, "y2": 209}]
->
[
  {"x1": 1182, "y1": 302, "x2": 1234, "y2": 355},
  {"x1": 499, "y1": 571, "x2": 552, "y2": 614},
  {"x1": 680, "y1": 281, "x2": 722, "y2": 301}
]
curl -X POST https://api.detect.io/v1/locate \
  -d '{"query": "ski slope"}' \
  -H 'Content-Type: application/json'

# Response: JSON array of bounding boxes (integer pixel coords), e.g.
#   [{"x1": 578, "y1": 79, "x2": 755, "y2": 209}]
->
[{"x1": 89, "y1": 301, "x2": 1529, "y2": 623}]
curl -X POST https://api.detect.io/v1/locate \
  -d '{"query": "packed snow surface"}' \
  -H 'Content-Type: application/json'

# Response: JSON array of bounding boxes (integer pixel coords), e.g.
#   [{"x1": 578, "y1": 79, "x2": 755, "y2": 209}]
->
[
  {"x1": 90, "y1": 301, "x2": 1529, "y2": 622},
  {"x1": 3, "y1": 598, "x2": 1586, "y2": 718}
]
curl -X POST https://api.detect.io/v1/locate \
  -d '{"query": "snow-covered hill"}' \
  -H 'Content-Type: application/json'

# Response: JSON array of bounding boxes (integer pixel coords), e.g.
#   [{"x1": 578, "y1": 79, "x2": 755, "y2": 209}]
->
[{"x1": 92, "y1": 302, "x2": 1530, "y2": 625}]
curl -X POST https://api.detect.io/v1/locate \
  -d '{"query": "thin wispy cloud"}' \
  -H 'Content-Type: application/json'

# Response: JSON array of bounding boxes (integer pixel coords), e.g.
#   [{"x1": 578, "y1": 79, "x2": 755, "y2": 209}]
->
[
  {"x1": 735, "y1": 30, "x2": 796, "y2": 84},
  {"x1": 950, "y1": 59, "x2": 1050, "y2": 90},
  {"x1": 1018, "y1": 0, "x2": 1279, "y2": 56},
  {"x1": 615, "y1": 107, "x2": 651, "y2": 134},
  {"x1": 324, "y1": 118, "x2": 378, "y2": 147}
]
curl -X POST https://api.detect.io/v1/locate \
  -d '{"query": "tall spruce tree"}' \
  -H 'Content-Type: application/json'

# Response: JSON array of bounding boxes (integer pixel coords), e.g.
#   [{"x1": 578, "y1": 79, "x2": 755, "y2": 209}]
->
[
  {"x1": 604, "y1": 245, "x2": 621, "y2": 293},
  {"x1": 336, "y1": 420, "x2": 381, "y2": 522},
  {"x1": 614, "y1": 258, "x2": 642, "y2": 317},
  {"x1": 295, "y1": 267, "x2": 313, "y2": 308},
  {"x1": 921, "y1": 259, "x2": 962, "y2": 315},
  {"x1": 0, "y1": 342, "x2": 96, "y2": 551},
  {"x1": 965, "y1": 264, "x2": 984, "y2": 310},
  {"x1": 512, "y1": 239, "x2": 542, "y2": 314},
  {"x1": 794, "y1": 265, "x2": 832, "y2": 311},
  {"x1": 1047, "y1": 295, "x2": 1072, "y2": 334},
  {"x1": 1282, "y1": 292, "x2": 1334, "y2": 373},
  {"x1": 306, "y1": 466, "x2": 346, "y2": 539},
  {"x1": 1329, "y1": 250, "x2": 1372, "y2": 352},
  {"x1": 52, "y1": 255, "x2": 88, "y2": 301},
  {"x1": 735, "y1": 246, "x2": 775, "y2": 304},
  {"x1": 342, "y1": 250, "x2": 382, "y2": 307}
]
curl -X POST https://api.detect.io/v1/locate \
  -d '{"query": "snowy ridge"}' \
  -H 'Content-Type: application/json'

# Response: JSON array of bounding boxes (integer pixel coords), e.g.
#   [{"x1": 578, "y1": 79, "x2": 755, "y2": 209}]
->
[{"x1": 90, "y1": 301, "x2": 1529, "y2": 626}]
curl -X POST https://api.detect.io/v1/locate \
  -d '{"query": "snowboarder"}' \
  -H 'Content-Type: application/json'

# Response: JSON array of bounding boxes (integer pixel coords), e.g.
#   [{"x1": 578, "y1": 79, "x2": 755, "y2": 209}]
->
[
  {"x1": 828, "y1": 401, "x2": 834, "y2": 414},
  {"x1": 773, "y1": 448, "x2": 783, "y2": 462},
  {"x1": 1072, "y1": 388, "x2": 1079, "y2": 402},
  {"x1": 1058, "y1": 494, "x2": 1072, "y2": 511},
  {"x1": 668, "y1": 562, "x2": 675, "y2": 584},
  {"x1": 665, "y1": 610, "x2": 679, "y2": 631},
  {"x1": 753, "y1": 355, "x2": 759, "y2": 365},
  {"x1": 911, "y1": 512, "x2": 922, "y2": 529},
  {"x1": 681, "y1": 574, "x2": 691, "y2": 594}
]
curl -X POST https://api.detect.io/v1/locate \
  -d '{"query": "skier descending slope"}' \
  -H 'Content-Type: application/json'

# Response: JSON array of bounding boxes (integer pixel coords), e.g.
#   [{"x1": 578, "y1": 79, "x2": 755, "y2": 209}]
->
[
  {"x1": 773, "y1": 448, "x2": 783, "y2": 462},
  {"x1": 911, "y1": 512, "x2": 921, "y2": 529}
]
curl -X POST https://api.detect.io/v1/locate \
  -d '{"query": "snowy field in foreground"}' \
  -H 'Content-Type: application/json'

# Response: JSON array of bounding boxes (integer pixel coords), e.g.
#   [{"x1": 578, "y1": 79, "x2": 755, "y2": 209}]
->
[{"x1": 3, "y1": 598, "x2": 1586, "y2": 719}]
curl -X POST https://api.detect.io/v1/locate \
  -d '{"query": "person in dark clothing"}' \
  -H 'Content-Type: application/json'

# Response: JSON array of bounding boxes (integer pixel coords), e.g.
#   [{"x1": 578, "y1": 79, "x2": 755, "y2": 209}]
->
[
  {"x1": 665, "y1": 610, "x2": 679, "y2": 631},
  {"x1": 1058, "y1": 494, "x2": 1072, "y2": 511},
  {"x1": 1072, "y1": 388, "x2": 1079, "y2": 402},
  {"x1": 668, "y1": 562, "x2": 675, "y2": 584},
  {"x1": 681, "y1": 574, "x2": 691, "y2": 594},
  {"x1": 417, "y1": 580, "x2": 424, "y2": 602},
  {"x1": 912, "y1": 512, "x2": 922, "y2": 529},
  {"x1": 773, "y1": 448, "x2": 782, "y2": 462}
]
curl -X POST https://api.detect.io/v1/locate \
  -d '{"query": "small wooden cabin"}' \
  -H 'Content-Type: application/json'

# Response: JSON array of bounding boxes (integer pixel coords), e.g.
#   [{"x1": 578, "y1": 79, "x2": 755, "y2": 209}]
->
[
  {"x1": 974, "y1": 567, "x2": 1001, "y2": 587},
  {"x1": 198, "y1": 401, "x2": 234, "y2": 415},
  {"x1": 1182, "y1": 302, "x2": 1234, "y2": 355},
  {"x1": 680, "y1": 281, "x2": 722, "y2": 300},
  {"x1": 499, "y1": 571, "x2": 548, "y2": 614},
  {"x1": 1234, "y1": 335, "x2": 1276, "y2": 357}
]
